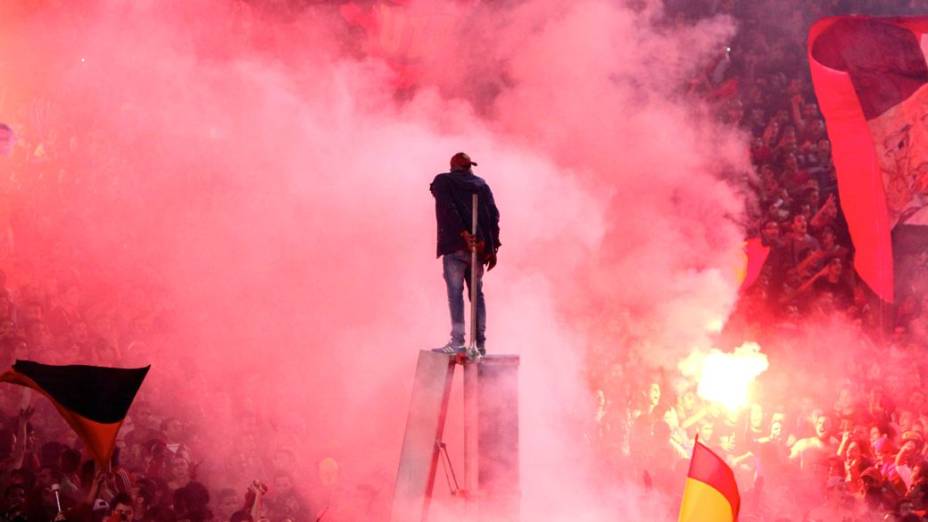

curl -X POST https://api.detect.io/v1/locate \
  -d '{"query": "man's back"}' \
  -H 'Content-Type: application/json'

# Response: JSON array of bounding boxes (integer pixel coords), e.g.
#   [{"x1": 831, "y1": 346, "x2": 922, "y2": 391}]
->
[
  {"x1": 430, "y1": 152, "x2": 500, "y2": 356},
  {"x1": 430, "y1": 170, "x2": 500, "y2": 258}
]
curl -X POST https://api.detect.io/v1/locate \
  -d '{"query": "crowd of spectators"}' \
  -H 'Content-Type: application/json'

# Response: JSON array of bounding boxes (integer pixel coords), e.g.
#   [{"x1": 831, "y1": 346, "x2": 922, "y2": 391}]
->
[
  {"x1": 592, "y1": 1, "x2": 928, "y2": 521},
  {"x1": 0, "y1": 263, "x2": 319, "y2": 521},
  {"x1": 8, "y1": 0, "x2": 928, "y2": 521},
  {"x1": 0, "y1": 73, "x2": 316, "y2": 522}
]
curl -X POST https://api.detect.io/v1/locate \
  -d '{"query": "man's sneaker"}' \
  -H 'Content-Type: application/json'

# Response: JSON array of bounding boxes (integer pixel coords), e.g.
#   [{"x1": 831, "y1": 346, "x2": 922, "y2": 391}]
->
[
  {"x1": 477, "y1": 345, "x2": 486, "y2": 357},
  {"x1": 432, "y1": 340, "x2": 466, "y2": 355}
]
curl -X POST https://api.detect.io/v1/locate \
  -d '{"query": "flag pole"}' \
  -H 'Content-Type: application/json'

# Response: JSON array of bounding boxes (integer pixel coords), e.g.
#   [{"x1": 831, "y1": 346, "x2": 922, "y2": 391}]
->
[{"x1": 468, "y1": 193, "x2": 479, "y2": 359}]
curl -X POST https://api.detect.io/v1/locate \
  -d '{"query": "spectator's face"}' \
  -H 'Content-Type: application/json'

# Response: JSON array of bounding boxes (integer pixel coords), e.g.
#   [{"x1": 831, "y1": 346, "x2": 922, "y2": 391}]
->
[
  {"x1": 133, "y1": 408, "x2": 154, "y2": 429},
  {"x1": 799, "y1": 203, "x2": 812, "y2": 219},
  {"x1": 770, "y1": 420, "x2": 783, "y2": 439},
  {"x1": 110, "y1": 503, "x2": 134, "y2": 522},
  {"x1": 815, "y1": 293, "x2": 835, "y2": 312},
  {"x1": 766, "y1": 121, "x2": 780, "y2": 137},
  {"x1": 37, "y1": 467, "x2": 55, "y2": 488},
  {"x1": 773, "y1": 205, "x2": 790, "y2": 222},
  {"x1": 682, "y1": 391, "x2": 696, "y2": 411},
  {"x1": 165, "y1": 419, "x2": 183, "y2": 441},
  {"x1": 791, "y1": 215, "x2": 807, "y2": 235},
  {"x1": 870, "y1": 426, "x2": 882, "y2": 442},
  {"x1": 170, "y1": 457, "x2": 189, "y2": 480},
  {"x1": 803, "y1": 104, "x2": 818, "y2": 119},
  {"x1": 807, "y1": 188, "x2": 820, "y2": 205},
  {"x1": 760, "y1": 164, "x2": 775, "y2": 180},
  {"x1": 648, "y1": 383, "x2": 660, "y2": 407},
  {"x1": 815, "y1": 415, "x2": 831, "y2": 438},
  {"x1": 720, "y1": 434, "x2": 736, "y2": 453},
  {"x1": 218, "y1": 495, "x2": 238, "y2": 518},
  {"x1": 127, "y1": 442, "x2": 144, "y2": 463},
  {"x1": 764, "y1": 179, "x2": 780, "y2": 195}
]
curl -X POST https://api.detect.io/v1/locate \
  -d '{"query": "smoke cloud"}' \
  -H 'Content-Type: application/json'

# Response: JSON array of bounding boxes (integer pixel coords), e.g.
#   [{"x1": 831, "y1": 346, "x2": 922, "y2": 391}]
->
[{"x1": 0, "y1": 0, "x2": 750, "y2": 519}]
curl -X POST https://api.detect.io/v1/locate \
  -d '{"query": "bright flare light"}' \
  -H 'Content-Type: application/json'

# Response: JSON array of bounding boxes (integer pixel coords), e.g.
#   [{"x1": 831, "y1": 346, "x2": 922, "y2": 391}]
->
[{"x1": 696, "y1": 342, "x2": 769, "y2": 412}]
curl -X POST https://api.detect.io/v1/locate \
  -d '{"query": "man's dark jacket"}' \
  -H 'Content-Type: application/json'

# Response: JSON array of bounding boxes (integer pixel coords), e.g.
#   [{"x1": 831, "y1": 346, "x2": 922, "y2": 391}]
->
[{"x1": 430, "y1": 169, "x2": 501, "y2": 258}]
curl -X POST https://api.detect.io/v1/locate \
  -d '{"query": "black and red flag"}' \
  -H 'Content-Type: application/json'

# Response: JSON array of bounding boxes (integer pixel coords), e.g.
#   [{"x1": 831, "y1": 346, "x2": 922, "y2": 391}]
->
[
  {"x1": 809, "y1": 16, "x2": 928, "y2": 303},
  {"x1": 0, "y1": 360, "x2": 149, "y2": 466}
]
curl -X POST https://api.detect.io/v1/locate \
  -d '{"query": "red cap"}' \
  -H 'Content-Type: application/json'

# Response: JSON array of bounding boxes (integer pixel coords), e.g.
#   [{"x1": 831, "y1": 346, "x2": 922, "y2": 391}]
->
[{"x1": 450, "y1": 152, "x2": 477, "y2": 170}]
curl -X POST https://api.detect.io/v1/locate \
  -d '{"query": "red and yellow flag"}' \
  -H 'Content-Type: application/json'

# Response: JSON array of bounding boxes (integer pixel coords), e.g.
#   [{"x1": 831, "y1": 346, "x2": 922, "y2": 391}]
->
[{"x1": 677, "y1": 440, "x2": 740, "y2": 522}]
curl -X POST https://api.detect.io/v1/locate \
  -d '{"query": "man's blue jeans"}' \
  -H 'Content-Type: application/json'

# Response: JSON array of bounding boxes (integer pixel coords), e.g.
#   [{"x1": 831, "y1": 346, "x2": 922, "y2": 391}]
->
[{"x1": 442, "y1": 250, "x2": 485, "y2": 346}]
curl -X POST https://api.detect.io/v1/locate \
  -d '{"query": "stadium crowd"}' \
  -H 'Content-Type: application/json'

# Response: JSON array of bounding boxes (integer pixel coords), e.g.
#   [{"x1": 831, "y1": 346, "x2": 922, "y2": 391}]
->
[
  {"x1": 0, "y1": 58, "x2": 316, "y2": 522},
  {"x1": 0, "y1": 176, "x2": 314, "y2": 519},
  {"x1": 5, "y1": 0, "x2": 928, "y2": 521},
  {"x1": 592, "y1": 1, "x2": 928, "y2": 521}
]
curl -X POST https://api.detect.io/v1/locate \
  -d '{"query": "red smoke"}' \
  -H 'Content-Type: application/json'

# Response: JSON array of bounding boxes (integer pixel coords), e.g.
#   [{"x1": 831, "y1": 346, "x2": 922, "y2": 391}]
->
[{"x1": 0, "y1": 1, "x2": 751, "y2": 519}]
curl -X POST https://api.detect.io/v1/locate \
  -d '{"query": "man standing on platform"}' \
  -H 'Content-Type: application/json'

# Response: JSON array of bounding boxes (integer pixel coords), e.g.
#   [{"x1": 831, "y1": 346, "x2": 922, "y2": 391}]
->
[{"x1": 430, "y1": 152, "x2": 500, "y2": 356}]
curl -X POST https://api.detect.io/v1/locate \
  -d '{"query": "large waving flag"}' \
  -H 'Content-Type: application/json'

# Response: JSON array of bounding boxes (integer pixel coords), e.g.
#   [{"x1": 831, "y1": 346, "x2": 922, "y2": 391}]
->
[
  {"x1": 0, "y1": 360, "x2": 149, "y2": 466},
  {"x1": 809, "y1": 16, "x2": 928, "y2": 303},
  {"x1": 678, "y1": 440, "x2": 740, "y2": 522}
]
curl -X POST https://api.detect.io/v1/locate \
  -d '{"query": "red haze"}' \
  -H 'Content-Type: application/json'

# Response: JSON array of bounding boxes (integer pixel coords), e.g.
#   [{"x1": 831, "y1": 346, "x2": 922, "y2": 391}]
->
[{"x1": 0, "y1": 1, "x2": 749, "y2": 519}]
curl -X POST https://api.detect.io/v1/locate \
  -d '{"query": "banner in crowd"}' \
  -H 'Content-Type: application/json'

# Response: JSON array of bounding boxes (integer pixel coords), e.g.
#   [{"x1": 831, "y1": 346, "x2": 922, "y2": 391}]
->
[
  {"x1": 677, "y1": 439, "x2": 740, "y2": 522},
  {"x1": 738, "y1": 237, "x2": 769, "y2": 293},
  {"x1": 809, "y1": 16, "x2": 928, "y2": 303},
  {"x1": 0, "y1": 360, "x2": 149, "y2": 466}
]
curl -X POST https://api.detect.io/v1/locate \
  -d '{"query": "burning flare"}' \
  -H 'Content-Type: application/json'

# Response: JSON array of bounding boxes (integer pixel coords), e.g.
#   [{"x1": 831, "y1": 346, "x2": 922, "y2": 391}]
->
[{"x1": 695, "y1": 342, "x2": 768, "y2": 412}]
